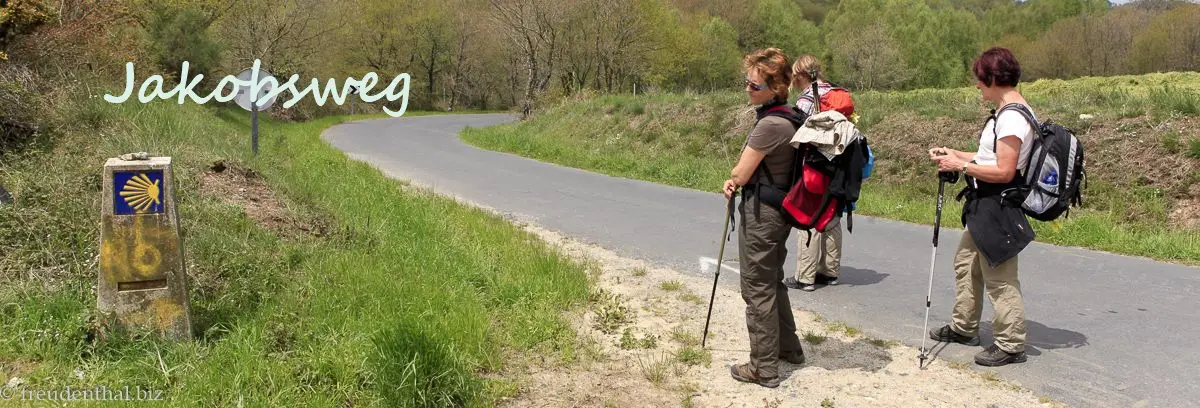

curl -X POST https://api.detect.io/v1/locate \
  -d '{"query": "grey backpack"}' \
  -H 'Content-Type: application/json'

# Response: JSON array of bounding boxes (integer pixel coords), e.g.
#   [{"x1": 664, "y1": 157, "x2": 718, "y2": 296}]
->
[{"x1": 994, "y1": 104, "x2": 1086, "y2": 222}]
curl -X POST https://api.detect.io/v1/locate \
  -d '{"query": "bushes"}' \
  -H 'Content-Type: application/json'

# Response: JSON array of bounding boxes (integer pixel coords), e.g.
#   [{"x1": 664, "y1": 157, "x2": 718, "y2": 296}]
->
[
  {"x1": 0, "y1": 64, "x2": 45, "y2": 152},
  {"x1": 144, "y1": 4, "x2": 221, "y2": 83}
]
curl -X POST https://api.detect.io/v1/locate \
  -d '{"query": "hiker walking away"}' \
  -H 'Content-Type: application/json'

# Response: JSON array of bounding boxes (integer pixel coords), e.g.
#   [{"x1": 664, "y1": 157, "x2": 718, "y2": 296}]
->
[
  {"x1": 783, "y1": 54, "x2": 853, "y2": 292},
  {"x1": 721, "y1": 48, "x2": 806, "y2": 388},
  {"x1": 928, "y1": 47, "x2": 1035, "y2": 367}
]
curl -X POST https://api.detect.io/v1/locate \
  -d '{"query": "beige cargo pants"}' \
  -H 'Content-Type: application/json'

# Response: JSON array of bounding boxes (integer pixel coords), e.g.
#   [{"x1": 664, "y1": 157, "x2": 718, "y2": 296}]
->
[
  {"x1": 950, "y1": 231, "x2": 1027, "y2": 353},
  {"x1": 795, "y1": 217, "x2": 842, "y2": 284}
]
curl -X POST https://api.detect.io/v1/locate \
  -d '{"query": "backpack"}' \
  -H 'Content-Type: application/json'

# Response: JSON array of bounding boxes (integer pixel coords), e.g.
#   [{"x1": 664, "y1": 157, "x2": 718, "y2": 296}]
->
[
  {"x1": 796, "y1": 82, "x2": 874, "y2": 188},
  {"x1": 797, "y1": 83, "x2": 856, "y2": 121},
  {"x1": 754, "y1": 84, "x2": 871, "y2": 237},
  {"x1": 993, "y1": 103, "x2": 1086, "y2": 222}
]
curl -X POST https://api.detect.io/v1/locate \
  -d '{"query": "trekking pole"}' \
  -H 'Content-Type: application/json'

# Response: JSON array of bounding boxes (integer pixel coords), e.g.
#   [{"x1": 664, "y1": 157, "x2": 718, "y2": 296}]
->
[
  {"x1": 702, "y1": 192, "x2": 737, "y2": 349},
  {"x1": 918, "y1": 170, "x2": 959, "y2": 368}
]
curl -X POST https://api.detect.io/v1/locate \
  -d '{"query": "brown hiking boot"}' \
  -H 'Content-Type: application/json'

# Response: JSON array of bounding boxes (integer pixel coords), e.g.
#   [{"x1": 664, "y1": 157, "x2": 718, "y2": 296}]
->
[
  {"x1": 975, "y1": 344, "x2": 1027, "y2": 366},
  {"x1": 729, "y1": 363, "x2": 781, "y2": 388}
]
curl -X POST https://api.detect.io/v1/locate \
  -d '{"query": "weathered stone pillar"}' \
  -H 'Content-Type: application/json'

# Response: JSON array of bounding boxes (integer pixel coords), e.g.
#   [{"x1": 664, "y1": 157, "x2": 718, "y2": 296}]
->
[{"x1": 99, "y1": 155, "x2": 192, "y2": 340}]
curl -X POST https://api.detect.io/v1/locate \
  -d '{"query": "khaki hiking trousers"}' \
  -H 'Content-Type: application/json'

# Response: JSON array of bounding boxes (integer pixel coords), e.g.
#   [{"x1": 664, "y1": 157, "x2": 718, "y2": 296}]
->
[
  {"x1": 795, "y1": 217, "x2": 842, "y2": 284},
  {"x1": 950, "y1": 230, "x2": 1027, "y2": 353}
]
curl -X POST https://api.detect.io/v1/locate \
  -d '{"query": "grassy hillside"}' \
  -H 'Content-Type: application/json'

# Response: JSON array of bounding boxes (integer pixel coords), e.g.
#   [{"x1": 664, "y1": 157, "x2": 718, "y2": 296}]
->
[
  {"x1": 462, "y1": 72, "x2": 1200, "y2": 264},
  {"x1": 0, "y1": 86, "x2": 589, "y2": 406}
]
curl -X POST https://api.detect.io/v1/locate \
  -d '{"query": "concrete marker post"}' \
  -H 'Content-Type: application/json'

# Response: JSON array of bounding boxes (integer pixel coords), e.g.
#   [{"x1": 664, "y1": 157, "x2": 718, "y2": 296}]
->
[{"x1": 99, "y1": 155, "x2": 192, "y2": 340}]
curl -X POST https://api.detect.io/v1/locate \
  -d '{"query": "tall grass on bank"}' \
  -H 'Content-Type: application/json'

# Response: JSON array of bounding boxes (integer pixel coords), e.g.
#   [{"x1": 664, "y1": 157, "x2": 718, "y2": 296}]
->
[
  {"x1": 462, "y1": 72, "x2": 1200, "y2": 264},
  {"x1": 0, "y1": 90, "x2": 587, "y2": 406}
]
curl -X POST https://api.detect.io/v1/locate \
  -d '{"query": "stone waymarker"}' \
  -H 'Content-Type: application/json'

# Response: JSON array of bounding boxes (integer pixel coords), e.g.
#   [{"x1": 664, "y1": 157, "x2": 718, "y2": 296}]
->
[{"x1": 99, "y1": 155, "x2": 192, "y2": 340}]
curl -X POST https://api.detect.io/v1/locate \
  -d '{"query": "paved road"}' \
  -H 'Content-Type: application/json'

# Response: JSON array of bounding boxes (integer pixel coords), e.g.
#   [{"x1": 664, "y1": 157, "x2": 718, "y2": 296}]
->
[{"x1": 323, "y1": 114, "x2": 1200, "y2": 408}]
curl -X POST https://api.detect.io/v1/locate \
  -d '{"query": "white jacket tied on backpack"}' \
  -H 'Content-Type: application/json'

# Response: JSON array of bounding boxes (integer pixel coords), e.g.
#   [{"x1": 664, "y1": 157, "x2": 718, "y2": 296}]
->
[{"x1": 790, "y1": 110, "x2": 861, "y2": 160}]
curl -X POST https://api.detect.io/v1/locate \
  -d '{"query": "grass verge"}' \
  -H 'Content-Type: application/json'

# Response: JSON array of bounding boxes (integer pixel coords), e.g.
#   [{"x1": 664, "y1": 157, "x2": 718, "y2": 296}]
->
[{"x1": 0, "y1": 88, "x2": 585, "y2": 406}]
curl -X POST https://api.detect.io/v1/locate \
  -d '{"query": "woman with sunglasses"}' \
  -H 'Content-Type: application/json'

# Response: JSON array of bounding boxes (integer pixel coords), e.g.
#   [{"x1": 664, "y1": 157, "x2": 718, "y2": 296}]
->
[{"x1": 722, "y1": 48, "x2": 807, "y2": 388}]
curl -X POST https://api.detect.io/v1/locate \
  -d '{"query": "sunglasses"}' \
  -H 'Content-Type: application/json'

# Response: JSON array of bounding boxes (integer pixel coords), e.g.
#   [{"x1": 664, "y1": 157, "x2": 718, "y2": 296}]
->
[{"x1": 745, "y1": 76, "x2": 766, "y2": 91}]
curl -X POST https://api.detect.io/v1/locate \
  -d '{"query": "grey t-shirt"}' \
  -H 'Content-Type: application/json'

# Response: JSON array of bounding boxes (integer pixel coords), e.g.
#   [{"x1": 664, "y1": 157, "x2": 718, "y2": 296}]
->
[{"x1": 747, "y1": 116, "x2": 796, "y2": 188}]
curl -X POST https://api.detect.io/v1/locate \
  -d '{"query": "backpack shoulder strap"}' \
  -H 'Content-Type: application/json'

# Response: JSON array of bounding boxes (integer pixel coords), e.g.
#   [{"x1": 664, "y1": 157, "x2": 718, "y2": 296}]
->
[
  {"x1": 992, "y1": 103, "x2": 1040, "y2": 182},
  {"x1": 991, "y1": 103, "x2": 1040, "y2": 149}
]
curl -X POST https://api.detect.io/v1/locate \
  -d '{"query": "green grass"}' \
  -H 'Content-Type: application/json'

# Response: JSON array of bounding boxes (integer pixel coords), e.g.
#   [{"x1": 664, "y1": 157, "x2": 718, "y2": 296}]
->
[
  {"x1": 618, "y1": 328, "x2": 658, "y2": 350},
  {"x1": 867, "y1": 338, "x2": 900, "y2": 349},
  {"x1": 658, "y1": 280, "x2": 683, "y2": 292},
  {"x1": 668, "y1": 327, "x2": 700, "y2": 347},
  {"x1": 825, "y1": 322, "x2": 862, "y2": 337},
  {"x1": 802, "y1": 330, "x2": 827, "y2": 345},
  {"x1": 589, "y1": 288, "x2": 636, "y2": 334},
  {"x1": 635, "y1": 352, "x2": 674, "y2": 387},
  {"x1": 674, "y1": 346, "x2": 711, "y2": 367},
  {"x1": 0, "y1": 86, "x2": 586, "y2": 406},
  {"x1": 678, "y1": 292, "x2": 705, "y2": 305},
  {"x1": 461, "y1": 72, "x2": 1200, "y2": 264}
]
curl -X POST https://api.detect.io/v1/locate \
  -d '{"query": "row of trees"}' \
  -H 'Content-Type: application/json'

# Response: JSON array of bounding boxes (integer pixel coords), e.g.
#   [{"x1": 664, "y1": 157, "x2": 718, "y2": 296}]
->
[{"x1": 2, "y1": 0, "x2": 1198, "y2": 116}]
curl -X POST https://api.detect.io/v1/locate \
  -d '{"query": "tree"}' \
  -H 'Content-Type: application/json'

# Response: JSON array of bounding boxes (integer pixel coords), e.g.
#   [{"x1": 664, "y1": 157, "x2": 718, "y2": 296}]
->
[
  {"x1": 0, "y1": 0, "x2": 55, "y2": 58},
  {"x1": 1129, "y1": 4, "x2": 1200, "y2": 73},
  {"x1": 695, "y1": 16, "x2": 742, "y2": 91},
  {"x1": 489, "y1": 0, "x2": 565, "y2": 117},
  {"x1": 751, "y1": 0, "x2": 825, "y2": 60},
  {"x1": 144, "y1": 4, "x2": 220, "y2": 80},
  {"x1": 215, "y1": 0, "x2": 345, "y2": 77},
  {"x1": 828, "y1": 22, "x2": 913, "y2": 90},
  {"x1": 1019, "y1": 0, "x2": 1109, "y2": 37}
]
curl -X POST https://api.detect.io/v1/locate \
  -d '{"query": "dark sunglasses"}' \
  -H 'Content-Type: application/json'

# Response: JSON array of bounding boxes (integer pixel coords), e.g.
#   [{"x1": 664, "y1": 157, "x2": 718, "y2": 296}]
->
[{"x1": 744, "y1": 76, "x2": 766, "y2": 91}]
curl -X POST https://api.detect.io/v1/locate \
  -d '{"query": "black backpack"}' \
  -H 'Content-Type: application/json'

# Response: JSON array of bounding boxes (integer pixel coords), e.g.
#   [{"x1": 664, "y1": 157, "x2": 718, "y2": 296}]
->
[{"x1": 994, "y1": 104, "x2": 1086, "y2": 221}]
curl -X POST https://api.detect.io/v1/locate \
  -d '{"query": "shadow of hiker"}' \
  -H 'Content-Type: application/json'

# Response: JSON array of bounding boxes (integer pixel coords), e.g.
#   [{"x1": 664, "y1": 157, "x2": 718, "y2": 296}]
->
[
  {"x1": 979, "y1": 320, "x2": 1088, "y2": 357},
  {"x1": 836, "y1": 266, "x2": 888, "y2": 287}
]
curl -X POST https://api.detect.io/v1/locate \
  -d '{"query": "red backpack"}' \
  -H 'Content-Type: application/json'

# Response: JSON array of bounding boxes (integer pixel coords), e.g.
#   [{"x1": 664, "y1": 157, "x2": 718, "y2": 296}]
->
[{"x1": 755, "y1": 82, "x2": 868, "y2": 238}]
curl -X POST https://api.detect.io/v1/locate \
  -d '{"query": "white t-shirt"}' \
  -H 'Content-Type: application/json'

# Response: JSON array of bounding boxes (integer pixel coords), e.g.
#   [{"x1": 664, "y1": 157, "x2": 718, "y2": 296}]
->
[{"x1": 974, "y1": 105, "x2": 1037, "y2": 171}]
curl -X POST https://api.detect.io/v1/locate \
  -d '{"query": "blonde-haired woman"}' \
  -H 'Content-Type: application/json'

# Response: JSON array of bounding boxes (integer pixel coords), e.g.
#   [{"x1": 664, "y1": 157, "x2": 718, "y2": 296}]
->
[
  {"x1": 783, "y1": 54, "x2": 852, "y2": 292},
  {"x1": 722, "y1": 48, "x2": 807, "y2": 388}
]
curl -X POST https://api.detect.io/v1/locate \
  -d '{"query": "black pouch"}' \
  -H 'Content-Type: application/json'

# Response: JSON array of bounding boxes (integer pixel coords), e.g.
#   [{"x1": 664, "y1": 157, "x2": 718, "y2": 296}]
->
[
  {"x1": 966, "y1": 195, "x2": 1035, "y2": 268},
  {"x1": 752, "y1": 183, "x2": 787, "y2": 210}
]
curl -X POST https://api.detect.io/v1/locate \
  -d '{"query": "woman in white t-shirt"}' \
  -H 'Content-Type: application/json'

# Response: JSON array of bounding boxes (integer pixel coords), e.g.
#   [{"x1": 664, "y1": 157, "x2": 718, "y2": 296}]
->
[{"x1": 926, "y1": 47, "x2": 1035, "y2": 368}]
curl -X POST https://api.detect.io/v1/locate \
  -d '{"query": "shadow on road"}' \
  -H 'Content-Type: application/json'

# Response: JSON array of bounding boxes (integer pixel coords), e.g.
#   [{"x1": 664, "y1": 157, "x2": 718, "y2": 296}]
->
[
  {"x1": 980, "y1": 320, "x2": 1089, "y2": 357},
  {"x1": 837, "y1": 266, "x2": 888, "y2": 287}
]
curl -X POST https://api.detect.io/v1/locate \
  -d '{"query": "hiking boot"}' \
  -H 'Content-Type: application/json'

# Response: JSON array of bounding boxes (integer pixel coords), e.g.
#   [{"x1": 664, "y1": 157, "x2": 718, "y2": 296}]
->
[
  {"x1": 929, "y1": 325, "x2": 981, "y2": 346},
  {"x1": 815, "y1": 273, "x2": 839, "y2": 286},
  {"x1": 974, "y1": 345, "x2": 1027, "y2": 367},
  {"x1": 783, "y1": 277, "x2": 802, "y2": 290},
  {"x1": 780, "y1": 348, "x2": 805, "y2": 365},
  {"x1": 729, "y1": 363, "x2": 781, "y2": 388}
]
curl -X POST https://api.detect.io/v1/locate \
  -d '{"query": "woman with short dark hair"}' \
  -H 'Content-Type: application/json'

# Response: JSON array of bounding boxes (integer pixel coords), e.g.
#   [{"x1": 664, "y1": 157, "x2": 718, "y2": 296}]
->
[
  {"x1": 927, "y1": 47, "x2": 1035, "y2": 367},
  {"x1": 722, "y1": 48, "x2": 806, "y2": 388}
]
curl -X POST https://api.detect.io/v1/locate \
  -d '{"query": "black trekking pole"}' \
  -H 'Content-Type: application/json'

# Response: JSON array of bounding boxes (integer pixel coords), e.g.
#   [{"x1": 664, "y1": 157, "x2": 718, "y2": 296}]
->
[
  {"x1": 702, "y1": 192, "x2": 737, "y2": 349},
  {"x1": 918, "y1": 170, "x2": 959, "y2": 368}
]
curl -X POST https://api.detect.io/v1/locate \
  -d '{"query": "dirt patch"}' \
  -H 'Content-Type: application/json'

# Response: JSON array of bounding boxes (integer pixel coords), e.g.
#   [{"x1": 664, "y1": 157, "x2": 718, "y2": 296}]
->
[
  {"x1": 866, "y1": 112, "x2": 1200, "y2": 230},
  {"x1": 197, "y1": 160, "x2": 330, "y2": 239},
  {"x1": 498, "y1": 225, "x2": 1060, "y2": 408},
  {"x1": 1171, "y1": 198, "x2": 1200, "y2": 229},
  {"x1": 865, "y1": 115, "x2": 979, "y2": 184},
  {"x1": 2, "y1": 358, "x2": 39, "y2": 387}
]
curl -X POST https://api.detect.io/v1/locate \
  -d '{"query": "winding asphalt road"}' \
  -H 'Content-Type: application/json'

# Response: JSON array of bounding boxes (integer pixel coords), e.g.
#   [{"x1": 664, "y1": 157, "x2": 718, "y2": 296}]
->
[{"x1": 323, "y1": 114, "x2": 1200, "y2": 408}]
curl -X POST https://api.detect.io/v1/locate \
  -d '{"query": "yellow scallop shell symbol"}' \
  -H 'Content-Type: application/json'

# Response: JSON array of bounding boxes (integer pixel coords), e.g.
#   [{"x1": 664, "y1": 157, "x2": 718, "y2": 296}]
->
[{"x1": 119, "y1": 173, "x2": 162, "y2": 213}]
